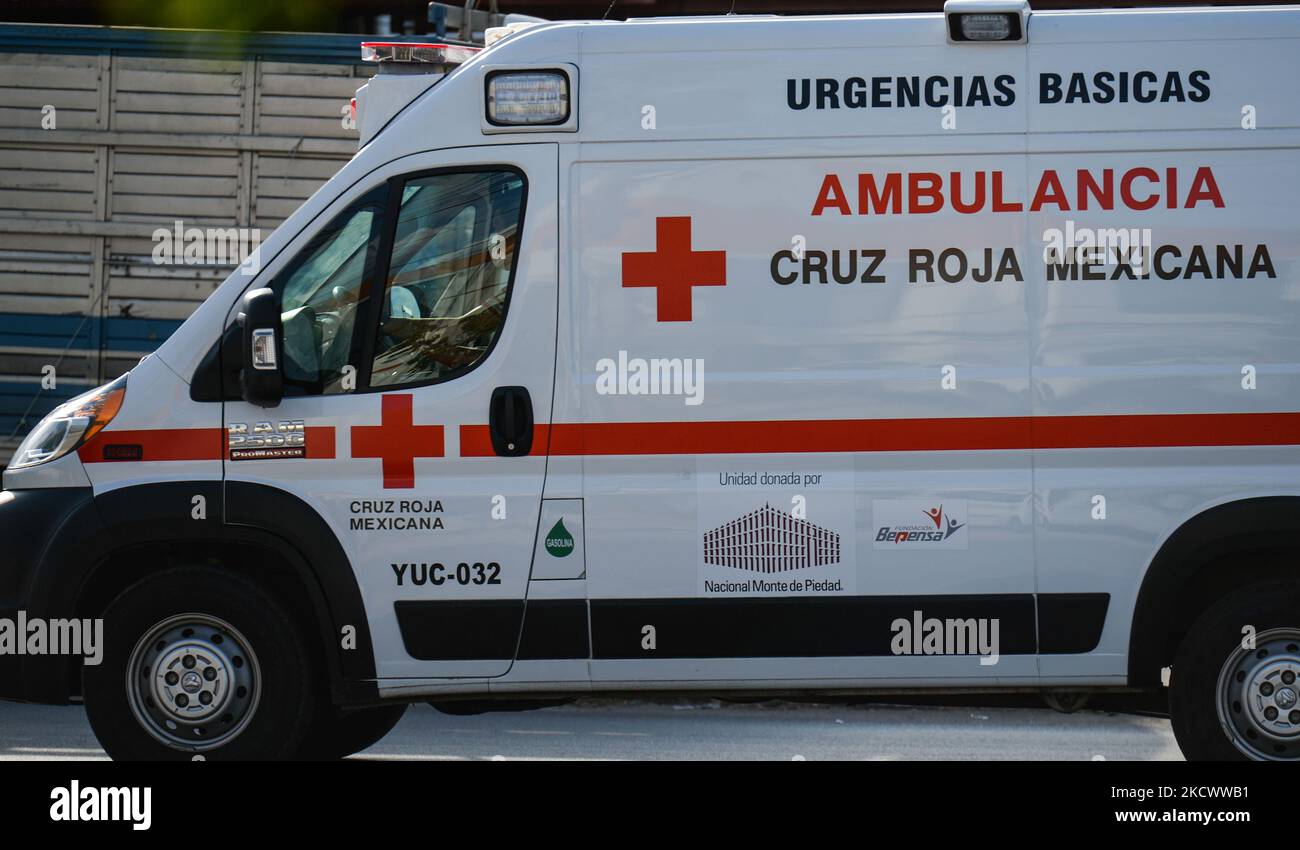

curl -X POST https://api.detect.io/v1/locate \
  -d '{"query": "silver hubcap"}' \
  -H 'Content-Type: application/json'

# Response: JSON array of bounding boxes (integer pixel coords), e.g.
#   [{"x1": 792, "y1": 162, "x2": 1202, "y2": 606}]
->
[
  {"x1": 1216, "y1": 627, "x2": 1300, "y2": 761},
  {"x1": 126, "y1": 614, "x2": 261, "y2": 752}
]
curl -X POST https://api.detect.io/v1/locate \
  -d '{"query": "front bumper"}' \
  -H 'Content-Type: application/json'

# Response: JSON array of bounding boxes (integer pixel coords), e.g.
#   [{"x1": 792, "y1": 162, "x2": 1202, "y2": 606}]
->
[{"x1": 0, "y1": 486, "x2": 106, "y2": 703}]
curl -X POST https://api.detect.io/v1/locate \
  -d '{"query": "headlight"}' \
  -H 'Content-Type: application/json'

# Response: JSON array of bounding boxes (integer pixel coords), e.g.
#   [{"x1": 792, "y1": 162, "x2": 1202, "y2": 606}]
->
[{"x1": 9, "y1": 375, "x2": 127, "y2": 470}]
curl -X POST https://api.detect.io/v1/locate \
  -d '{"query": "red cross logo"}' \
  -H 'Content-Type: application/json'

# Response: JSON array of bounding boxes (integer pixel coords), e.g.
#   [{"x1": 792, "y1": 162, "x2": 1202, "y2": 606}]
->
[
  {"x1": 621, "y1": 216, "x2": 726, "y2": 322},
  {"x1": 350, "y1": 394, "x2": 443, "y2": 489}
]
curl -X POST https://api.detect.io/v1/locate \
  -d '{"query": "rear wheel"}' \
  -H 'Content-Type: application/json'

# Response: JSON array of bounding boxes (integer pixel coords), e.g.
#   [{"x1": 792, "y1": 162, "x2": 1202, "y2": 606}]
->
[
  {"x1": 84, "y1": 566, "x2": 319, "y2": 760},
  {"x1": 1170, "y1": 580, "x2": 1300, "y2": 761}
]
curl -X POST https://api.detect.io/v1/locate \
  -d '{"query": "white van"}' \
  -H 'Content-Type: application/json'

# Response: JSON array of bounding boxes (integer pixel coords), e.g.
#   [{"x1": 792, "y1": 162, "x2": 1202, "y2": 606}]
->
[{"x1": 2, "y1": 1, "x2": 1298, "y2": 761}]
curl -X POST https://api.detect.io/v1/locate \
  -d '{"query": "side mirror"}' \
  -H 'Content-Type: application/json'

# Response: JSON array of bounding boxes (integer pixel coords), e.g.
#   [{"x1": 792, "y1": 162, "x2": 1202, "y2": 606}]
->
[{"x1": 237, "y1": 288, "x2": 284, "y2": 408}]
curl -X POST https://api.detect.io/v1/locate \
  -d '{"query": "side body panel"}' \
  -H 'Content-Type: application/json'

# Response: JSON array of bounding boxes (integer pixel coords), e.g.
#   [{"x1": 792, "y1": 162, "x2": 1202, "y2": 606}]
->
[
  {"x1": 566, "y1": 14, "x2": 1038, "y2": 686},
  {"x1": 1025, "y1": 12, "x2": 1300, "y2": 680}
]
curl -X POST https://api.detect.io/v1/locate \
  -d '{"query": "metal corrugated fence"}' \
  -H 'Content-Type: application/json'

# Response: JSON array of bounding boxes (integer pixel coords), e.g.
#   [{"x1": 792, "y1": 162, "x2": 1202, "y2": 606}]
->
[{"x1": 0, "y1": 23, "x2": 444, "y2": 462}]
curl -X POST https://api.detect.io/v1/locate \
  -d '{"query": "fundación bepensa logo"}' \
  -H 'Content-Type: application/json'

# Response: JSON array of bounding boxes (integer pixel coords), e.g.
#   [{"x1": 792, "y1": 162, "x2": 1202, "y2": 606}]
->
[{"x1": 876, "y1": 503, "x2": 966, "y2": 545}]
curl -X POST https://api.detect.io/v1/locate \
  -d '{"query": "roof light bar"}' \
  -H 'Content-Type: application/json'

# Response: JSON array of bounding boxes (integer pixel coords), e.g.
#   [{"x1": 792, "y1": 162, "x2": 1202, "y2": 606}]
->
[{"x1": 360, "y1": 42, "x2": 481, "y2": 64}]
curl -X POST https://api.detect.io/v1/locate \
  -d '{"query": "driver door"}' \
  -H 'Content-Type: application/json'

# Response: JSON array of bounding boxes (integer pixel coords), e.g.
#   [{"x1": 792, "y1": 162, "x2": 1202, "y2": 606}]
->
[{"x1": 223, "y1": 144, "x2": 558, "y2": 681}]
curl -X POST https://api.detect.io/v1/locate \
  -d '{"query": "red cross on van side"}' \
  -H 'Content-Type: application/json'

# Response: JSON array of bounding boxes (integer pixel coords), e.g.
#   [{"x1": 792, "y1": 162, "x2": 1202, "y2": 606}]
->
[
  {"x1": 351, "y1": 394, "x2": 444, "y2": 489},
  {"x1": 621, "y1": 216, "x2": 727, "y2": 322}
]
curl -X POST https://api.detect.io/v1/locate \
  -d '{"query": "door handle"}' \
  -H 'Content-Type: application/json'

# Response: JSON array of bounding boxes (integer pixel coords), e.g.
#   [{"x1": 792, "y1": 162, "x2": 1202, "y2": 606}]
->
[{"x1": 489, "y1": 386, "x2": 533, "y2": 457}]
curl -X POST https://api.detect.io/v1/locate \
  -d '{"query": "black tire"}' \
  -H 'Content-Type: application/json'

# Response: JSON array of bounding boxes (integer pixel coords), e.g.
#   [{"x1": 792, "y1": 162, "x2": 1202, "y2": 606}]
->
[
  {"x1": 83, "y1": 566, "x2": 320, "y2": 761},
  {"x1": 1170, "y1": 579, "x2": 1300, "y2": 761},
  {"x1": 295, "y1": 703, "x2": 409, "y2": 760}
]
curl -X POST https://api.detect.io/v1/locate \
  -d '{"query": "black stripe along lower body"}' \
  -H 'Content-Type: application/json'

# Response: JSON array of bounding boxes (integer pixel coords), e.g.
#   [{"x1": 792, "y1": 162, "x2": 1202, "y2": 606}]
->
[{"x1": 394, "y1": 593, "x2": 1108, "y2": 661}]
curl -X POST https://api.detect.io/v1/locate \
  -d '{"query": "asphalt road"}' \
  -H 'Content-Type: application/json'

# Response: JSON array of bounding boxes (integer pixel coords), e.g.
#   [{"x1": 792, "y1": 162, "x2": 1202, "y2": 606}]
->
[{"x1": 0, "y1": 698, "x2": 1181, "y2": 760}]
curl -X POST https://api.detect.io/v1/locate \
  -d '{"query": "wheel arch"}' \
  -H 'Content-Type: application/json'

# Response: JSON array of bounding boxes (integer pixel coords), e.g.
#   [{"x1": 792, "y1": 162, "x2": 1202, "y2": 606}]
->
[
  {"x1": 49, "y1": 481, "x2": 378, "y2": 706},
  {"x1": 1129, "y1": 496, "x2": 1300, "y2": 686}
]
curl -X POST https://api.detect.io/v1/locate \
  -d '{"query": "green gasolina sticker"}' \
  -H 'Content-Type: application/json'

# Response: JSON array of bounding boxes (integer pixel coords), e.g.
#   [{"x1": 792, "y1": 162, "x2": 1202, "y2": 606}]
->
[{"x1": 544, "y1": 518, "x2": 575, "y2": 557}]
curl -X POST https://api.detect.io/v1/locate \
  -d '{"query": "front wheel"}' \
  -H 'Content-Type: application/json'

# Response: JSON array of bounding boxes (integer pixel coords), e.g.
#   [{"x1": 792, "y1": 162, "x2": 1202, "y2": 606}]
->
[
  {"x1": 1170, "y1": 580, "x2": 1300, "y2": 761},
  {"x1": 84, "y1": 566, "x2": 320, "y2": 760}
]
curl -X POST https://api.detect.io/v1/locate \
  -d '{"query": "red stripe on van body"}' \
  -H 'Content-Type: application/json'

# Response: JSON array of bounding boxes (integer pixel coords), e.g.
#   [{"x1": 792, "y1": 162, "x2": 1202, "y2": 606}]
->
[
  {"x1": 78, "y1": 411, "x2": 1300, "y2": 465},
  {"x1": 78, "y1": 427, "x2": 225, "y2": 463},
  {"x1": 78, "y1": 425, "x2": 337, "y2": 463},
  {"x1": 545, "y1": 417, "x2": 1030, "y2": 455},
  {"x1": 1032, "y1": 412, "x2": 1300, "y2": 450},
  {"x1": 463, "y1": 412, "x2": 1300, "y2": 458},
  {"x1": 458, "y1": 424, "x2": 500, "y2": 457},
  {"x1": 305, "y1": 426, "x2": 336, "y2": 459}
]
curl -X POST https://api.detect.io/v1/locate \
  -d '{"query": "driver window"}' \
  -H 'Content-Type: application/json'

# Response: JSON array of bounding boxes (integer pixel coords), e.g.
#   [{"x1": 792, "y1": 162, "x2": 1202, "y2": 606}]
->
[
  {"x1": 272, "y1": 185, "x2": 387, "y2": 395},
  {"x1": 370, "y1": 169, "x2": 524, "y2": 388}
]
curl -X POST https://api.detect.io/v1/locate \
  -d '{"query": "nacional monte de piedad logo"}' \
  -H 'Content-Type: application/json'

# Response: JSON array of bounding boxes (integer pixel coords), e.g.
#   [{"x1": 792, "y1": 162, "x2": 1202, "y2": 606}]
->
[{"x1": 703, "y1": 503, "x2": 842, "y2": 573}]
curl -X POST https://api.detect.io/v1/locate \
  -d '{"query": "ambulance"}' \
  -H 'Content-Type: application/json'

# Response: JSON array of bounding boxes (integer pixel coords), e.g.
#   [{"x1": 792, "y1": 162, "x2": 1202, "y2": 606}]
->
[{"x1": 1, "y1": 0, "x2": 1298, "y2": 762}]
